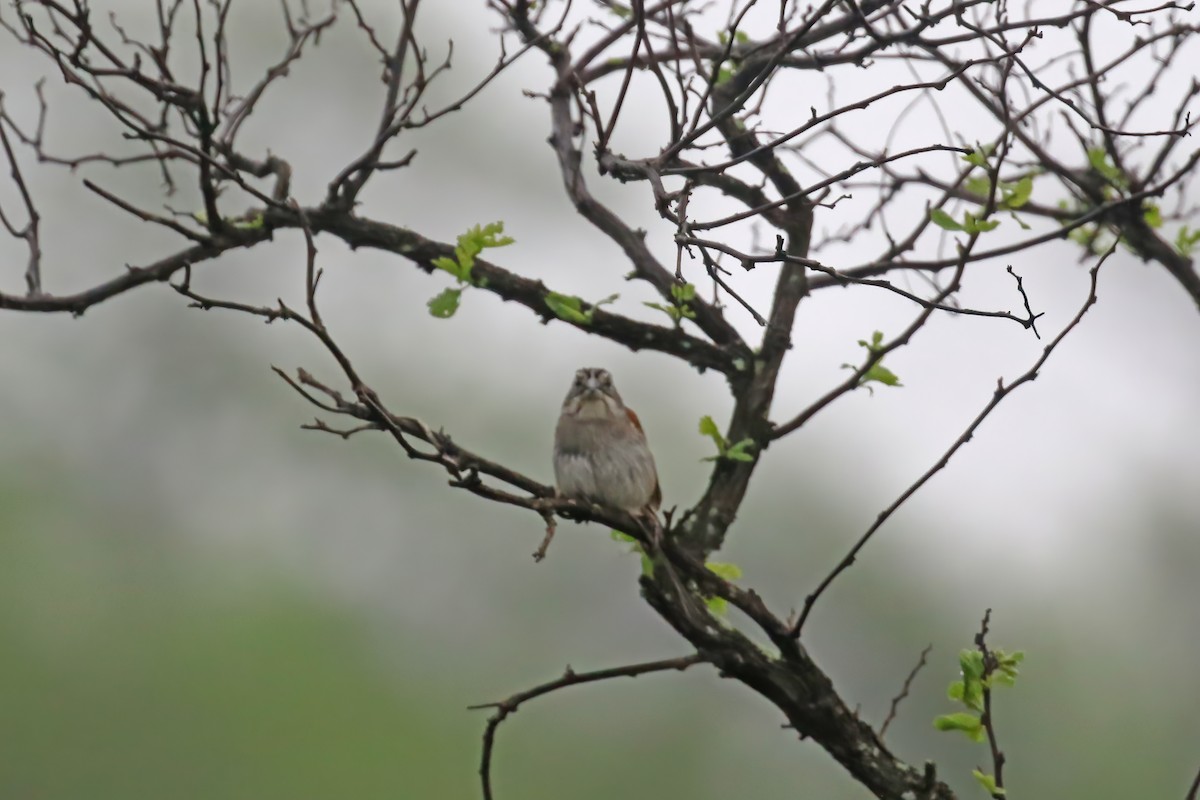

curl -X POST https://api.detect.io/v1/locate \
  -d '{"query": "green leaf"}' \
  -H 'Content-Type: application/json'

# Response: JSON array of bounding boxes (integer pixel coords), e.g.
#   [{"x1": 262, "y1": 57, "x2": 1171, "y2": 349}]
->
[
  {"x1": 450, "y1": 248, "x2": 475, "y2": 277},
  {"x1": 703, "y1": 561, "x2": 742, "y2": 615},
  {"x1": 973, "y1": 770, "x2": 1005, "y2": 795},
  {"x1": 545, "y1": 292, "x2": 590, "y2": 324},
  {"x1": 671, "y1": 282, "x2": 697, "y2": 303},
  {"x1": 962, "y1": 683, "x2": 984, "y2": 712},
  {"x1": 845, "y1": 331, "x2": 902, "y2": 391},
  {"x1": 698, "y1": 418, "x2": 755, "y2": 462},
  {"x1": 716, "y1": 65, "x2": 734, "y2": 85},
  {"x1": 862, "y1": 363, "x2": 902, "y2": 388},
  {"x1": 432, "y1": 255, "x2": 468, "y2": 282},
  {"x1": 930, "y1": 208, "x2": 963, "y2": 231},
  {"x1": 947, "y1": 680, "x2": 965, "y2": 702},
  {"x1": 427, "y1": 287, "x2": 462, "y2": 318},
  {"x1": 723, "y1": 438, "x2": 757, "y2": 462},
  {"x1": 1003, "y1": 176, "x2": 1032, "y2": 209},
  {"x1": 957, "y1": 649, "x2": 986, "y2": 711},
  {"x1": 964, "y1": 176, "x2": 993, "y2": 198},
  {"x1": 1142, "y1": 203, "x2": 1163, "y2": 229},
  {"x1": 644, "y1": 301, "x2": 681, "y2": 322},
  {"x1": 961, "y1": 148, "x2": 990, "y2": 168},
  {"x1": 959, "y1": 649, "x2": 985, "y2": 681},
  {"x1": 462, "y1": 221, "x2": 515, "y2": 251},
  {"x1": 999, "y1": 649, "x2": 1025, "y2": 666},
  {"x1": 1067, "y1": 225, "x2": 1094, "y2": 248},
  {"x1": 649, "y1": 285, "x2": 698, "y2": 323},
  {"x1": 546, "y1": 292, "x2": 619, "y2": 324},
  {"x1": 195, "y1": 210, "x2": 266, "y2": 230},
  {"x1": 434, "y1": 221, "x2": 515, "y2": 286},
  {"x1": 962, "y1": 212, "x2": 1000, "y2": 233},
  {"x1": 706, "y1": 561, "x2": 743, "y2": 581},
  {"x1": 1009, "y1": 211, "x2": 1031, "y2": 230},
  {"x1": 969, "y1": 174, "x2": 1033, "y2": 211},
  {"x1": 698, "y1": 415, "x2": 729, "y2": 460},
  {"x1": 705, "y1": 596, "x2": 729, "y2": 615},
  {"x1": 1175, "y1": 225, "x2": 1200, "y2": 256},
  {"x1": 989, "y1": 671, "x2": 1016, "y2": 688},
  {"x1": 232, "y1": 213, "x2": 265, "y2": 230},
  {"x1": 990, "y1": 649, "x2": 1025, "y2": 687},
  {"x1": 933, "y1": 712, "x2": 985, "y2": 742},
  {"x1": 1086, "y1": 146, "x2": 1126, "y2": 187},
  {"x1": 610, "y1": 530, "x2": 636, "y2": 544},
  {"x1": 857, "y1": 330, "x2": 885, "y2": 352}
]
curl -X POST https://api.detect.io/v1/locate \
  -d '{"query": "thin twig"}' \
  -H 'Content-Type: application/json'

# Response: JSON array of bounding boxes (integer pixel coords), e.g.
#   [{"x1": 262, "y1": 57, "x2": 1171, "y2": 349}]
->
[
  {"x1": 468, "y1": 654, "x2": 706, "y2": 800},
  {"x1": 531, "y1": 509, "x2": 557, "y2": 562},
  {"x1": 974, "y1": 609, "x2": 1006, "y2": 798},
  {"x1": 879, "y1": 644, "x2": 932, "y2": 739},
  {"x1": 793, "y1": 246, "x2": 1111, "y2": 636},
  {"x1": 1186, "y1": 762, "x2": 1200, "y2": 800}
]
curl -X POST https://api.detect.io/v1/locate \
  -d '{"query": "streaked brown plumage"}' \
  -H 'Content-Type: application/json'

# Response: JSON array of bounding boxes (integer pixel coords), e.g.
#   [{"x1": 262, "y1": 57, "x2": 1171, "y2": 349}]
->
[
  {"x1": 553, "y1": 368, "x2": 661, "y2": 519},
  {"x1": 555, "y1": 369, "x2": 703, "y2": 615}
]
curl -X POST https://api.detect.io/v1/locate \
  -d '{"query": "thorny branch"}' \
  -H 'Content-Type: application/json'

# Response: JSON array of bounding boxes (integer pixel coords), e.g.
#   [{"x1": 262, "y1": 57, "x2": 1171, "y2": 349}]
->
[{"x1": 2, "y1": 1, "x2": 1198, "y2": 799}]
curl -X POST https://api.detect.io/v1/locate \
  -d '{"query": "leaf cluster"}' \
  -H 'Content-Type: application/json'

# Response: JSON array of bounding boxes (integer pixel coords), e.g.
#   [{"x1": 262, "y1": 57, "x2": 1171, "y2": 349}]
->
[
  {"x1": 544, "y1": 291, "x2": 619, "y2": 325},
  {"x1": 841, "y1": 331, "x2": 902, "y2": 393},
  {"x1": 610, "y1": 531, "x2": 743, "y2": 616},
  {"x1": 934, "y1": 647, "x2": 1025, "y2": 795},
  {"x1": 1176, "y1": 225, "x2": 1200, "y2": 256},
  {"x1": 946, "y1": 149, "x2": 1036, "y2": 232},
  {"x1": 645, "y1": 283, "x2": 699, "y2": 325},
  {"x1": 698, "y1": 415, "x2": 755, "y2": 462},
  {"x1": 428, "y1": 222, "x2": 514, "y2": 318}
]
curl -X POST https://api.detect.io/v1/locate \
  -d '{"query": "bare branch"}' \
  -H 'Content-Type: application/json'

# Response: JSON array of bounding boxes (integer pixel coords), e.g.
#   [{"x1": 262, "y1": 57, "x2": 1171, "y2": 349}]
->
[
  {"x1": 0, "y1": 232, "x2": 267, "y2": 314},
  {"x1": 1186, "y1": 761, "x2": 1200, "y2": 800},
  {"x1": 974, "y1": 609, "x2": 1007, "y2": 798},
  {"x1": 0, "y1": 113, "x2": 42, "y2": 294},
  {"x1": 468, "y1": 655, "x2": 706, "y2": 800},
  {"x1": 879, "y1": 644, "x2": 932, "y2": 740},
  {"x1": 793, "y1": 247, "x2": 1111, "y2": 636}
]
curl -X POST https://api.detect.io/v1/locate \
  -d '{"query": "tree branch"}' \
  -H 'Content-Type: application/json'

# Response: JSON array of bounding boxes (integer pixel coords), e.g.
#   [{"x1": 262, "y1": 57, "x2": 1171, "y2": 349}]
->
[
  {"x1": 879, "y1": 644, "x2": 933, "y2": 740},
  {"x1": 793, "y1": 247, "x2": 1110, "y2": 635},
  {"x1": 468, "y1": 654, "x2": 706, "y2": 800}
]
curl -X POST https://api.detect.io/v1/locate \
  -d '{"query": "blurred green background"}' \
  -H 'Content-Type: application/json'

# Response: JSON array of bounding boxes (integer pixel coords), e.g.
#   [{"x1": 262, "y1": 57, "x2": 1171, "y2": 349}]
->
[{"x1": 1, "y1": 2, "x2": 1198, "y2": 798}]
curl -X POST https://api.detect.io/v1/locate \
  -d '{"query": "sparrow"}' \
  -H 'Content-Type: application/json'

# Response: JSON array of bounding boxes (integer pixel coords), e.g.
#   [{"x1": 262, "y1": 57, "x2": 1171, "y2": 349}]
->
[
  {"x1": 554, "y1": 367, "x2": 662, "y2": 540},
  {"x1": 555, "y1": 369, "x2": 708, "y2": 622}
]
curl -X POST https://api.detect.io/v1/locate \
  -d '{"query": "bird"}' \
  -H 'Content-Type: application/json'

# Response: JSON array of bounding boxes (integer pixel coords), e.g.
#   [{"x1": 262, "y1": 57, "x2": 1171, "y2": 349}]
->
[
  {"x1": 554, "y1": 368, "x2": 708, "y2": 624},
  {"x1": 553, "y1": 367, "x2": 662, "y2": 542}
]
